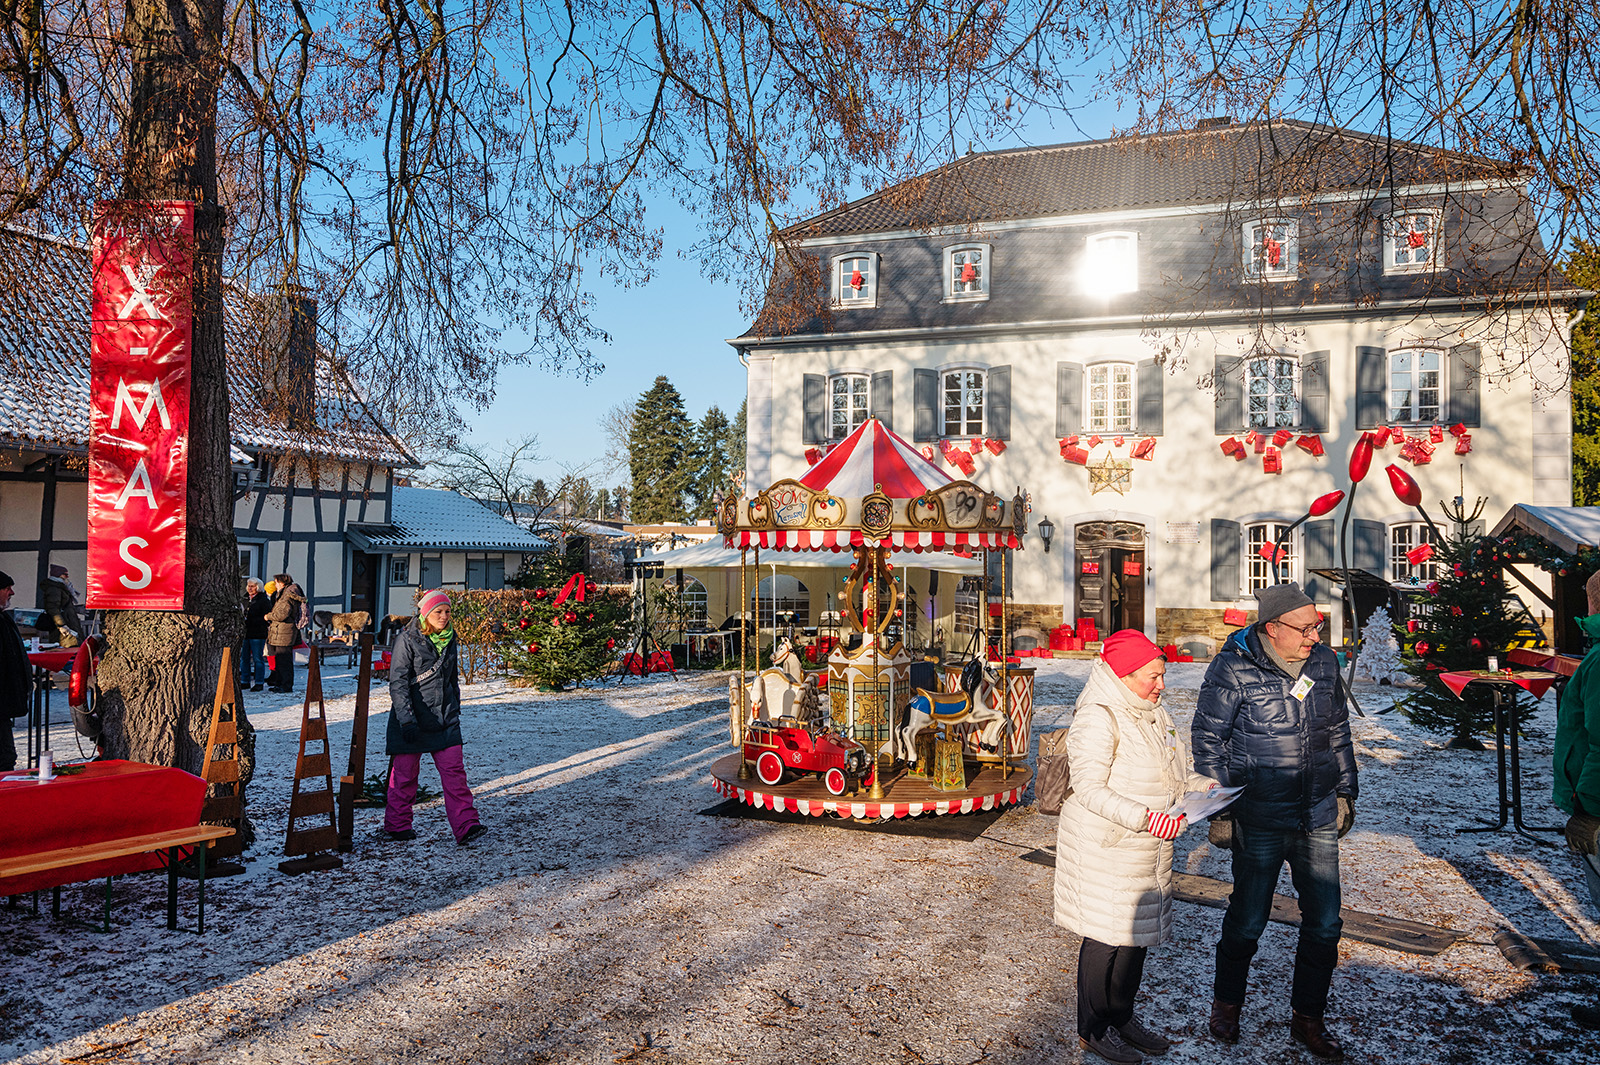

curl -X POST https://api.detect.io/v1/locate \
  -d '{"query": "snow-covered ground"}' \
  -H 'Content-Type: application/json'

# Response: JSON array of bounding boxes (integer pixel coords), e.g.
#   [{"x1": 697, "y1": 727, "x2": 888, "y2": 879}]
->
[{"x1": 3, "y1": 659, "x2": 1598, "y2": 1064}]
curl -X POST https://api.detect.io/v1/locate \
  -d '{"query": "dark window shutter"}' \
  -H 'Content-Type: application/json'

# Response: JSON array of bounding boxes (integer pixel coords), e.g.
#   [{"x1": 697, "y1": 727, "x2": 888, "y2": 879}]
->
[
  {"x1": 1354, "y1": 519, "x2": 1387, "y2": 575},
  {"x1": 1211, "y1": 519, "x2": 1242, "y2": 601},
  {"x1": 1136, "y1": 358, "x2": 1164, "y2": 436},
  {"x1": 1303, "y1": 519, "x2": 1334, "y2": 603},
  {"x1": 1449, "y1": 342, "x2": 1481, "y2": 427},
  {"x1": 870, "y1": 370, "x2": 893, "y2": 431},
  {"x1": 1355, "y1": 345, "x2": 1387, "y2": 429},
  {"x1": 1214, "y1": 354, "x2": 1244, "y2": 433},
  {"x1": 802, "y1": 374, "x2": 827, "y2": 444},
  {"x1": 1300, "y1": 350, "x2": 1330, "y2": 432},
  {"x1": 1057, "y1": 363, "x2": 1083, "y2": 437},
  {"x1": 913, "y1": 369, "x2": 938, "y2": 441},
  {"x1": 986, "y1": 365, "x2": 1011, "y2": 440}
]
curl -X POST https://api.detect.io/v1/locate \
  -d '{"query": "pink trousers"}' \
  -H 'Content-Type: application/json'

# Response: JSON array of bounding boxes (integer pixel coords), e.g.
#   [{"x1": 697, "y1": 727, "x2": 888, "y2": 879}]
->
[{"x1": 384, "y1": 744, "x2": 482, "y2": 842}]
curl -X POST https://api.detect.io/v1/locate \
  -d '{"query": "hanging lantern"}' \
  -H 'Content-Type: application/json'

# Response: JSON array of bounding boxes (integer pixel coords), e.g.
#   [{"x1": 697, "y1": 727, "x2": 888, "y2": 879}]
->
[
  {"x1": 1349, "y1": 434, "x2": 1374, "y2": 482},
  {"x1": 1309, "y1": 490, "x2": 1345, "y2": 516},
  {"x1": 1386, "y1": 464, "x2": 1422, "y2": 506}
]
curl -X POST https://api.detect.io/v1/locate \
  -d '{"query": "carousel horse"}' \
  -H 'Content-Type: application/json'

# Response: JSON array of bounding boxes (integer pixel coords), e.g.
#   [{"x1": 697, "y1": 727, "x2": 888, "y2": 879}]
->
[
  {"x1": 747, "y1": 636, "x2": 822, "y2": 725},
  {"x1": 898, "y1": 658, "x2": 1011, "y2": 767}
]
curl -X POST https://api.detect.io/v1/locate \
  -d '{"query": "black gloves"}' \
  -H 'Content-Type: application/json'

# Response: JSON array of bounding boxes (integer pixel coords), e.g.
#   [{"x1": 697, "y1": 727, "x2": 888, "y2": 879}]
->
[
  {"x1": 1208, "y1": 815, "x2": 1233, "y2": 848},
  {"x1": 1336, "y1": 796, "x2": 1355, "y2": 838},
  {"x1": 401, "y1": 722, "x2": 421, "y2": 745}
]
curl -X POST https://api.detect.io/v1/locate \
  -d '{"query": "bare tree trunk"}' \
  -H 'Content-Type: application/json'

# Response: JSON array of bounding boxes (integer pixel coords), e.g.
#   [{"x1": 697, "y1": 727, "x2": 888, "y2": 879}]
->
[{"x1": 96, "y1": 0, "x2": 253, "y2": 839}]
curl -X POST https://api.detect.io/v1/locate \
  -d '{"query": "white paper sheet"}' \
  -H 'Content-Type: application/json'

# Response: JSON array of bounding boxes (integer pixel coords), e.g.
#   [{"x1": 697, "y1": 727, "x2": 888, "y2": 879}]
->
[{"x1": 1167, "y1": 784, "x2": 1246, "y2": 821}]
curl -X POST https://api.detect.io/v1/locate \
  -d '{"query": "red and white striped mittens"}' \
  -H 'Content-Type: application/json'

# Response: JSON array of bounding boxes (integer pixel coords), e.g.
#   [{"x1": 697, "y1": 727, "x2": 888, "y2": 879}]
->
[{"x1": 1146, "y1": 810, "x2": 1187, "y2": 840}]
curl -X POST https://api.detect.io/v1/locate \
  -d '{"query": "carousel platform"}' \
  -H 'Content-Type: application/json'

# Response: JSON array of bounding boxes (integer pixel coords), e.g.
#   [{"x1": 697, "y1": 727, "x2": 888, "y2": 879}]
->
[{"x1": 708, "y1": 751, "x2": 1031, "y2": 819}]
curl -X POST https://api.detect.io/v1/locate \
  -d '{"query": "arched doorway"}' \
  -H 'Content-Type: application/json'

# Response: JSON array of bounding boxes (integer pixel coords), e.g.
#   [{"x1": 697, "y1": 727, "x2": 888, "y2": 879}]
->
[{"x1": 1074, "y1": 521, "x2": 1146, "y2": 635}]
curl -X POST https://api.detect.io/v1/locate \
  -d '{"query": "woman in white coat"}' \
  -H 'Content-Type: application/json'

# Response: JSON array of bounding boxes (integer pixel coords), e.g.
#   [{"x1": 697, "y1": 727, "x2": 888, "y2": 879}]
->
[{"x1": 1054, "y1": 630, "x2": 1216, "y2": 1064}]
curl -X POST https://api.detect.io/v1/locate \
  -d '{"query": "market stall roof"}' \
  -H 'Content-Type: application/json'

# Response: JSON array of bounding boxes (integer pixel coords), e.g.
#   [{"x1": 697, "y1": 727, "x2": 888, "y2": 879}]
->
[
  {"x1": 722, "y1": 418, "x2": 1024, "y2": 552},
  {"x1": 1490, "y1": 504, "x2": 1600, "y2": 554},
  {"x1": 638, "y1": 539, "x2": 983, "y2": 573}
]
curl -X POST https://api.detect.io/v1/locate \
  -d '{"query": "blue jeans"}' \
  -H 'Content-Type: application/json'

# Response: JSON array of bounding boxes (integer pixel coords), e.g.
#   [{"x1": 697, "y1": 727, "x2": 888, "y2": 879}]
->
[
  {"x1": 245, "y1": 639, "x2": 268, "y2": 685},
  {"x1": 1214, "y1": 821, "x2": 1344, "y2": 1017}
]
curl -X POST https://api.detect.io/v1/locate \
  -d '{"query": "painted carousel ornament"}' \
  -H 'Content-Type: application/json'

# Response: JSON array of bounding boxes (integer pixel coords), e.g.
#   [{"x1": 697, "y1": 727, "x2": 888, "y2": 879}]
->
[{"x1": 713, "y1": 418, "x2": 1035, "y2": 820}]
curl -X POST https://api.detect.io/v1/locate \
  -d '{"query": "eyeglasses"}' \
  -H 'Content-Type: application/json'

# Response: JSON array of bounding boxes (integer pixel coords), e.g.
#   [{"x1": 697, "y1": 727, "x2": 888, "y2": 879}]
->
[{"x1": 1271, "y1": 618, "x2": 1326, "y2": 639}]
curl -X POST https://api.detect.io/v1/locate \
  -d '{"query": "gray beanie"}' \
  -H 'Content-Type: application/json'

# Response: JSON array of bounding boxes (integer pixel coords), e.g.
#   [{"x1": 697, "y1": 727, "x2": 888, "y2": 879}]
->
[{"x1": 1256, "y1": 581, "x2": 1313, "y2": 623}]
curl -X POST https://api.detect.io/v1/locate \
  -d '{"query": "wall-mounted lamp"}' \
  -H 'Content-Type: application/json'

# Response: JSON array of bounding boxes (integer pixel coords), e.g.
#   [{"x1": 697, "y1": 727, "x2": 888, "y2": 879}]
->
[{"x1": 1038, "y1": 516, "x2": 1056, "y2": 554}]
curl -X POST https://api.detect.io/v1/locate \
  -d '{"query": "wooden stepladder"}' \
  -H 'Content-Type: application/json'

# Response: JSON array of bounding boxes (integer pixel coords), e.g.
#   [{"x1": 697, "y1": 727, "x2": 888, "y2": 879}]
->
[
  {"x1": 336, "y1": 635, "x2": 375, "y2": 852},
  {"x1": 198, "y1": 647, "x2": 247, "y2": 874},
  {"x1": 279, "y1": 650, "x2": 344, "y2": 874}
]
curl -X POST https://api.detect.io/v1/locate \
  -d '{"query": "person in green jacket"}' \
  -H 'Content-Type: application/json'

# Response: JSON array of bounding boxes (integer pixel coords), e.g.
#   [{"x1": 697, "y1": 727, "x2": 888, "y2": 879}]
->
[{"x1": 1554, "y1": 571, "x2": 1600, "y2": 1029}]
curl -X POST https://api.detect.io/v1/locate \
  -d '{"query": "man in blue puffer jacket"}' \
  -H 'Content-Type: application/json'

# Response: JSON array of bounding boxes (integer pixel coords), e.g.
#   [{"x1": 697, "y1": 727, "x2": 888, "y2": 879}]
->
[{"x1": 1193, "y1": 582, "x2": 1358, "y2": 1061}]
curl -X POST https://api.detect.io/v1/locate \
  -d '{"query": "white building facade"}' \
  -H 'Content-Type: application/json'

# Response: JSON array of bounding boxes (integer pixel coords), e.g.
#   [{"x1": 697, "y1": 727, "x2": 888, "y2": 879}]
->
[{"x1": 736, "y1": 120, "x2": 1583, "y2": 650}]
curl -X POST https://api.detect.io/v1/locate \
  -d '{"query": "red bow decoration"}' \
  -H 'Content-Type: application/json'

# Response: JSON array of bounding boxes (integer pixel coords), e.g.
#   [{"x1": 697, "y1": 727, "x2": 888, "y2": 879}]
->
[
  {"x1": 960, "y1": 261, "x2": 977, "y2": 284},
  {"x1": 1407, "y1": 230, "x2": 1428, "y2": 249},
  {"x1": 554, "y1": 574, "x2": 589, "y2": 605},
  {"x1": 1262, "y1": 236, "x2": 1282, "y2": 267},
  {"x1": 850, "y1": 268, "x2": 864, "y2": 291}
]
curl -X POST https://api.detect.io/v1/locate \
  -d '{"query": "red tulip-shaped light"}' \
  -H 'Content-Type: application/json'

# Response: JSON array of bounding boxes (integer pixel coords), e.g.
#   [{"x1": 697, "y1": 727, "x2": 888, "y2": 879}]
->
[
  {"x1": 1386, "y1": 464, "x2": 1422, "y2": 507},
  {"x1": 1309, "y1": 490, "x2": 1345, "y2": 517},
  {"x1": 1348, "y1": 434, "x2": 1374, "y2": 483}
]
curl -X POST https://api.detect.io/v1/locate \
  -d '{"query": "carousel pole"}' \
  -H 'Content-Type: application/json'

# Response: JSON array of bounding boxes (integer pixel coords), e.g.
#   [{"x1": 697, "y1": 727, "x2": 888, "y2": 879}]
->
[
  {"x1": 999, "y1": 544, "x2": 1011, "y2": 784},
  {"x1": 868, "y1": 543, "x2": 887, "y2": 801},
  {"x1": 737, "y1": 545, "x2": 751, "y2": 780}
]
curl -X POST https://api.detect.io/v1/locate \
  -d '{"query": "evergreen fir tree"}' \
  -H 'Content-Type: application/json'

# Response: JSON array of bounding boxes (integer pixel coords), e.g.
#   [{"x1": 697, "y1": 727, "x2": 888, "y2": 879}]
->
[
  {"x1": 629, "y1": 376, "x2": 692, "y2": 523},
  {"x1": 1564, "y1": 241, "x2": 1600, "y2": 505},
  {"x1": 501, "y1": 552, "x2": 631, "y2": 690},
  {"x1": 688, "y1": 405, "x2": 731, "y2": 519},
  {"x1": 611, "y1": 484, "x2": 630, "y2": 520},
  {"x1": 595, "y1": 487, "x2": 612, "y2": 519},
  {"x1": 1400, "y1": 534, "x2": 1532, "y2": 747},
  {"x1": 728, "y1": 399, "x2": 748, "y2": 492}
]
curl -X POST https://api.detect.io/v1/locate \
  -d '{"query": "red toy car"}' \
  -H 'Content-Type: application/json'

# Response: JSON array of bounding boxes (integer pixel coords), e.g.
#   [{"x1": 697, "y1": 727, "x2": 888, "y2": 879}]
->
[{"x1": 743, "y1": 720, "x2": 874, "y2": 796}]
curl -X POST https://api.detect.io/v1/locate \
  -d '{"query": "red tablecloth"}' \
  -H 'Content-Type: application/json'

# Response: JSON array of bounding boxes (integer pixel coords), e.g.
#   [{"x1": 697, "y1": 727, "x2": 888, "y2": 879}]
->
[
  {"x1": 25, "y1": 649, "x2": 77, "y2": 673},
  {"x1": 0, "y1": 760, "x2": 207, "y2": 894},
  {"x1": 1439, "y1": 670, "x2": 1558, "y2": 700}
]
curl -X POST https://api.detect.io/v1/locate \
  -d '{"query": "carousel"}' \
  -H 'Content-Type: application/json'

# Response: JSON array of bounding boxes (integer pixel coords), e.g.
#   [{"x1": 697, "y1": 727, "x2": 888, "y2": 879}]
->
[{"x1": 711, "y1": 418, "x2": 1038, "y2": 819}]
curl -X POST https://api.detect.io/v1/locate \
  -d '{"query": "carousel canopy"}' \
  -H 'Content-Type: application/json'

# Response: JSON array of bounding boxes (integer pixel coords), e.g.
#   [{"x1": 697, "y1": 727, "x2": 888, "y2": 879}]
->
[
  {"x1": 637, "y1": 539, "x2": 983, "y2": 573},
  {"x1": 720, "y1": 418, "x2": 1024, "y2": 552}
]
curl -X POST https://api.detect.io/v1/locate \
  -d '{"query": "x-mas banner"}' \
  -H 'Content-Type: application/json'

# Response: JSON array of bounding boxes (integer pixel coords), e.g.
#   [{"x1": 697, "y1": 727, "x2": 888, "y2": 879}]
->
[{"x1": 86, "y1": 201, "x2": 193, "y2": 609}]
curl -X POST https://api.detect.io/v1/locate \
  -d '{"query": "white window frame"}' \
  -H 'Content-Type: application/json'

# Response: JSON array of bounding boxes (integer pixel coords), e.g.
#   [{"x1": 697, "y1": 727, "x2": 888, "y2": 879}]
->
[
  {"x1": 1242, "y1": 219, "x2": 1299, "y2": 281},
  {"x1": 831, "y1": 253, "x2": 878, "y2": 308},
  {"x1": 941, "y1": 368, "x2": 986, "y2": 437},
  {"x1": 389, "y1": 556, "x2": 411, "y2": 585},
  {"x1": 1245, "y1": 522, "x2": 1300, "y2": 593},
  {"x1": 944, "y1": 243, "x2": 991, "y2": 302},
  {"x1": 679, "y1": 575, "x2": 710, "y2": 628},
  {"x1": 1384, "y1": 210, "x2": 1441, "y2": 273},
  {"x1": 237, "y1": 542, "x2": 263, "y2": 580},
  {"x1": 1388, "y1": 346, "x2": 1445, "y2": 424},
  {"x1": 1246, "y1": 355, "x2": 1301, "y2": 429},
  {"x1": 1390, "y1": 522, "x2": 1442, "y2": 584},
  {"x1": 828, "y1": 371, "x2": 870, "y2": 439},
  {"x1": 753, "y1": 574, "x2": 810, "y2": 628},
  {"x1": 1086, "y1": 361, "x2": 1137, "y2": 433},
  {"x1": 1081, "y1": 231, "x2": 1139, "y2": 297}
]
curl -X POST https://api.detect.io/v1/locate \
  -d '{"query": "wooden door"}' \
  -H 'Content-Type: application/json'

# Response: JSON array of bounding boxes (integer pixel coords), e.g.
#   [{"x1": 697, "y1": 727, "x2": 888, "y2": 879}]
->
[{"x1": 350, "y1": 552, "x2": 379, "y2": 623}]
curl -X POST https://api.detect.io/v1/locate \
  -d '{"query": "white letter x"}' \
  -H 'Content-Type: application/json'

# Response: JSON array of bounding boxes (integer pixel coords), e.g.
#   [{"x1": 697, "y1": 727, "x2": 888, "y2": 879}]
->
[{"x1": 116, "y1": 263, "x2": 166, "y2": 320}]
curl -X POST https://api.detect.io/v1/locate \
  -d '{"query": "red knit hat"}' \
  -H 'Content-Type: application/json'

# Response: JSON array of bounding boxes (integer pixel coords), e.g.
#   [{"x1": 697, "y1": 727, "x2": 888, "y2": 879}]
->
[{"x1": 1100, "y1": 629, "x2": 1164, "y2": 677}]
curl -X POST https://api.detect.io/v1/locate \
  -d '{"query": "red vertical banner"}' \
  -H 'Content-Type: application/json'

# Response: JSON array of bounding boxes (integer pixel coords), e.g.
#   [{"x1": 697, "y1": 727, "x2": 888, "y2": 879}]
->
[{"x1": 86, "y1": 201, "x2": 194, "y2": 610}]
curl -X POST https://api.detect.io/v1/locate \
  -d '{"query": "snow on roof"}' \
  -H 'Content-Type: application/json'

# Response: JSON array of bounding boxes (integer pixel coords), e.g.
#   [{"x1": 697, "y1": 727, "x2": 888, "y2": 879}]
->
[
  {"x1": 349, "y1": 486, "x2": 548, "y2": 552},
  {"x1": 0, "y1": 225, "x2": 417, "y2": 468},
  {"x1": 1490, "y1": 503, "x2": 1600, "y2": 553}
]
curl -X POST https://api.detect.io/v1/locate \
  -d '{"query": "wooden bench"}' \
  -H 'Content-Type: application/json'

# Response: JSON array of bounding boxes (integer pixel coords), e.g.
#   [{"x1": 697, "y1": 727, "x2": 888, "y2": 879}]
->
[{"x1": 0, "y1": 824, "x2": 234, "y2": 933}]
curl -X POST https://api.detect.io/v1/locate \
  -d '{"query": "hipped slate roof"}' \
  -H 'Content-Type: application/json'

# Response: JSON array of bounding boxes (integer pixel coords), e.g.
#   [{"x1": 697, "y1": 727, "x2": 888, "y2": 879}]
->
[
  {"x1": 785, "y1": 119, "x2": 1522, "y2": 239},
  {"x1": 0, "y1": 225, "x2": 417, "y2": 467},
  {"x1": 348, "y1": 486, "x2": 548, "y2": 552}
]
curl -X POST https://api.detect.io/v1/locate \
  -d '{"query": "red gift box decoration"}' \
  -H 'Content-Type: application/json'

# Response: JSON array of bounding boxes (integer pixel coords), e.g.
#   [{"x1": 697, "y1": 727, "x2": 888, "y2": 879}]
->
[
  {"x1": 1449, "y1": 422, "x2": 1468, "y2": 438},
  {"x1": 1257, "y1": 542, "x2": 1285, "y2": 563},
  {"x1": 1401, "y1": 438, "x2": 1435, "y2": 465},
  {"x1": 1372, "y1": 426, "x2": 1392, "y2": 447},
  {"x1": 1112, "y1": 435, "x2": 1125, "y2": 448},
  {"x1": 970, "y1": 437, "x2": 985, "y2": 454},
  {"x1": 1429, "y1": 425, "x2": 1444, "y2": 443},
  {"x1": 850, "y1": 267, "x2": 864, "y2": 291},
  {"x1": 1407, "y1": 229, "x2": 1428, "y2": 249},
  {"x1": 1263, "y1": 446, "x2": 1282, "y2": 474},
  {"x1": 1391, "y1": 425, "x2": 1408, "y2": 443},
  {"x1": 920, "y1": 444, "x2": 936, "y2": 461},
  {"x1": 1223, "y1": 608, "x2": 1249, "y2": 627},
  {"x1": 985, "y1": 438, "x2": 1006, "y2": 455},
  {"x1": 1272, "y1": 428, "x2": 1294, "y2": 448},
  {"x1": 1454, "y1": 432, "x2": 1472, "y2": 455},
  {"x1": 1295, "y1": 433, "x2": 1325, "y2": 456},
  {"x1": 1086, "y1": 434, "x2": 1103, "y2": 449},
  {"x1": 805, "y1": 446, "x2": 823, "y2": 465},
  {"x1": 1406, "y1": 543, "x2": 1435, "y2": 567},
  {"x1": 1243, "y1": 429, "x2": 1262, "y2": 452},
  {"x1": 1063, "y1": 445, "x2": 1090, "y2": 465},
  {"x1": 1131, "y1": 437, "x2": 1157, "y2": 460},
  {"x1": 1221, "y1": 436, "x2": 1247, "y2": 460}
]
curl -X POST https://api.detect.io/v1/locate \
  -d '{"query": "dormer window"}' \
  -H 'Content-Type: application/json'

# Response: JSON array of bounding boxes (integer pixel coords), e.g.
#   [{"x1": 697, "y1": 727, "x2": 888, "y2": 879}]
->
[
  {"x1": 945, "y1": 244, "x2": 990, "y2": 301},
  {"x1": 832, "y1": 253, "x2": 878, "y2": 308},
  {"x1": 1243, "y1": 219, "x2": 1298, "y2": 281},
  {"x1": 1385, "y1": 211, "x2": 1440, "y2": 272},
  {"x1": 1081, "y1": 232, "x2": 1138, "y2": 297}
]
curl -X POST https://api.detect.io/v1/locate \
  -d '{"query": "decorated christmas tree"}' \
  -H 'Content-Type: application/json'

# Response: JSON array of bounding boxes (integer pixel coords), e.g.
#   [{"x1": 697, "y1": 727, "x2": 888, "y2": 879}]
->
[
  {"x1": 1355, "y1": 605, "x2": 1402, "y2": 685},
  {"x1": 500, "y1": 552, "x2": 631, "y2": 690},
  {"x1": 1399, "y1": 534, "x2": 1531, "y2": 748}
]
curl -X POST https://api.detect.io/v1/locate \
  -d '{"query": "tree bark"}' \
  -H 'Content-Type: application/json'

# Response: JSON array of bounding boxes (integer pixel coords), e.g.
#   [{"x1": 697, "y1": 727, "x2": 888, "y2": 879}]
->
[{"x1": 96, "y1": 0, "x2": 253, "y2": 840}]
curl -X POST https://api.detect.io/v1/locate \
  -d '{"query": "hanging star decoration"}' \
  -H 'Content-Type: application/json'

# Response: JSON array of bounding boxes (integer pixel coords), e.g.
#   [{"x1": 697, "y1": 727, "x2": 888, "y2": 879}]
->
[{"x1": 1087, "y1": 453, "x2": 1134, "y2": 495}]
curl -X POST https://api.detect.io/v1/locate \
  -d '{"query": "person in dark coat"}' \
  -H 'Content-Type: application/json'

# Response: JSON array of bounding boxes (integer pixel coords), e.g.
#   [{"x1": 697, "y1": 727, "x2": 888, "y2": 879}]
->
[
  {"x1": 242, "y1": 578, "x2": 271, "y2": 691},
  {"x1": 39, "y1": 563, "x2": 85, "y2": 648},
  {"x1": 1555, "y1": 571, "x2": 1600, "y2": 1030},
  {"x1": 1192, "y1": 582, "x2": 1358, "y2": 1060},
  {"x1": 0, "y1": 570, "x2": 31, "y2": 771},
  {"x1": 383, "y1": 589, "x2": 486, "y2": 845},
  {"x1": 264, "y1": 574, "x2": 304, "y2": 693}
]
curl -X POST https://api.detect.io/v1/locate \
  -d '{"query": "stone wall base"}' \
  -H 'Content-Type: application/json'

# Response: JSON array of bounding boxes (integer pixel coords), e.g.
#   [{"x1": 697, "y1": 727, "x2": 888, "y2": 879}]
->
[{"x1": 1156, "y1": 607, "x2": 1255, "y2": 658}]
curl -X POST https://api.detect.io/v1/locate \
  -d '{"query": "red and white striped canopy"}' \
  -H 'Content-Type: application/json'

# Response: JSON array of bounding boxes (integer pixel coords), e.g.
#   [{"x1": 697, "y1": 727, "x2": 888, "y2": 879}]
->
[{"x1": 799, "y1": 419, "x2": 950, "y2": 497}]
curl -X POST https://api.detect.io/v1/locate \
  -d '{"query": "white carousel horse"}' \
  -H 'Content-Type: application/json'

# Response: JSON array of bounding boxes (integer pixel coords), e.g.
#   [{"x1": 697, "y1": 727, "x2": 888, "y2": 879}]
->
[
  {"x1": 746, "y1": 636, "x2": 822, "y2": 725},
  {"x1": 898, "y1": 658, "x2": 1011, "y2": 767}
]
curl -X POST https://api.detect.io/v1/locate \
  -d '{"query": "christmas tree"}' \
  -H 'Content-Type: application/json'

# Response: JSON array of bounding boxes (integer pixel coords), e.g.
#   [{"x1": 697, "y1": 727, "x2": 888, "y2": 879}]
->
[
  {"x1": 1356, "y1": 605, "x2": 1402, "y2": 685},
  {"x1": 501, "y1": 552, "x2": 631, "y2": 690},
  {"x1": 1399, "y1": 533, "x2": 1532, "y2": 748}
]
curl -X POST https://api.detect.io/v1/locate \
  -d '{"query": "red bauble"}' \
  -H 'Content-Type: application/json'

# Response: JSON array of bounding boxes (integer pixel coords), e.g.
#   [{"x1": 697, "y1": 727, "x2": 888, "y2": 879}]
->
[
  {"x1": 520, "y1": 599, "x2": 530, "y2": 608},
  {"x1": 606, "y1": 638, "x2": 616, "y2": 650},
  {"x1": 563, "y1": 610, "x2": 578, "y2": 624},
  {"x1": 586, "y1": 612, "x2": 594, "y2": 621},
  {"x1": 1386, "y1": 464, "x2": 1422, "y2": 506},
  {"x1": 1309, "y1": 490, "x2": 1345, "y2": 517},
  {"x1": 535, "y1": 588, "x2": 549, "y2": 599},
  {"x1": 526, "y1": 642, "x2": 540, "y2": 654},
  {"x1": 1470, "y1": 637, "x2": 1485, "y2": 651},
  {"x1": 1414, "y1": 641, "x2": 1432, "y2": 656},
  {"x1": 519, "y1": 618, "x2": 531, "y2": 630}
]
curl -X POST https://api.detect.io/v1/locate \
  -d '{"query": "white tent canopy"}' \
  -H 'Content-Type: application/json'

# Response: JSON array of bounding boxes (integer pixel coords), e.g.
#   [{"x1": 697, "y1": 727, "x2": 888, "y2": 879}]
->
[{"x1": 638, "y1": 539, "x2": 983, "y2": 574}]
